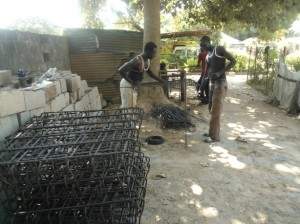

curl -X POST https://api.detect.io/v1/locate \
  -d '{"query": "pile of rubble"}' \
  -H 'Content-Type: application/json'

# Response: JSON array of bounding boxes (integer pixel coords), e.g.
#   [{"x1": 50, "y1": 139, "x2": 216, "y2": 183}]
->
[
  {"x1": 0, "y1": 69, "x2": 106, "y2": 141},
  {"x1": 0, "y1": 108, "x2": 149, "y2": 223}
]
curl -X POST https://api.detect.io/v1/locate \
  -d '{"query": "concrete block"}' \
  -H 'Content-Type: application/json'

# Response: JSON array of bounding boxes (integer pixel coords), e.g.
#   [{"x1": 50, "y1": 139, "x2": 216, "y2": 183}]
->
[
  {"x1": 81, "y1": 80, "x2": 89, "y2": 93},
  {"x1": 23, "y1": 89, "x2": 46, "y2": 110},
  {"x1": 64, "y1": 93, "x2": 70, "y2": 106},
  {"x1": 81, "y1": 94, "x2": 91, "y2": 111},
  {"x1": 0, "y1": 114, "x2": 19, "y2": 141},
  {"x1": 298, "y1": 88, "x2": 300, "y2": 109},
  {"x1": 0, "y1": 70, "x2": 13, "y2": 86},
  {"x1": 65, "y1": 75, "x2": 81, "y2": 93},
  {"x1": 61, "y1": 70, "x2": 72, "y2": 75},
  {"x1": 77, "y1": 87, "x2": 85, "y2": 100},
  {"x1": 70, "y1": 92, "x2": 77, "y2": 104},
  {"x1": 74, "y1": 100, "x2": 84, "y2": 111},
  {"x1": 20, "y1": 111, "x2": 31, "y2": 125},
  {"x1": 88, "y1": 87, "x2": 102, "y2": 110},
  {"x1": 30, "y1": 108, "x2": 44, "y2": 117},
  {"x1": 44, "y1": 103, "x2": 51, "y2": 112},
  {"x1": 54, "y1": 80, "x2": 62, "y2": 96},
  {"x1": 63, "y1": 104, "x2": 75, "y2": 111},
  {"x1": 0, "y1": 90, "x2": 26, "y2": 117},
  {"x1": 43, "y1": 83, "x2": 57, "y2": 102},
  {"x1": 50, "y1": 94, "x2": 66, "y2": 112},
  {"x1": 59, "y1": 79, "x2": 67, "y2": 93},
  {"x1": 99, "y1": 93, "x2": 107, "y2": 108}
]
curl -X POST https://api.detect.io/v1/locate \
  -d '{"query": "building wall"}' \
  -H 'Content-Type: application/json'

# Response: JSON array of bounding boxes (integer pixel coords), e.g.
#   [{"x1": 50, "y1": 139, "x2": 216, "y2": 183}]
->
[{"x1": 0, "y1": 29, "x2": 70, "y2": 73}]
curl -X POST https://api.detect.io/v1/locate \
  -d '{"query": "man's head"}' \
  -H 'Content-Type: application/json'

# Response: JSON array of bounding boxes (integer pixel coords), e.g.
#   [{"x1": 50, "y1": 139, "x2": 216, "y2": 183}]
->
[
  {"x1": 200, "y1": 35, "x2": 211, "y2": 51},
  {"x1": 144, "y1": 41, "x2": 157, "y2": 59}
]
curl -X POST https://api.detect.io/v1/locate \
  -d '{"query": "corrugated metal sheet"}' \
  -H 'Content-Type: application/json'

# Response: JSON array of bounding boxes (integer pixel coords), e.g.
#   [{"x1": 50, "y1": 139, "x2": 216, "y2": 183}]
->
[
  {"x1": 65, "y1": 29, "x2": 143, "y2": 54},
  {"x1": 70, "y1": 52, "x2": 127, "y2": 81},
  {"x1": 70, "y1": 52, "x2": 127, "y2": 102},
  {"x1": 68, "y1": 29, "x2": 143, "y2": 102}
]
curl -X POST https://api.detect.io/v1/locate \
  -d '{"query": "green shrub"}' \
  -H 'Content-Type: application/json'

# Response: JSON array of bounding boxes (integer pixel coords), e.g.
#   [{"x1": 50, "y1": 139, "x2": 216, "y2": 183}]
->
[
  {"x1": 161, "y1": 53, "x2": 186, "y2": 68},
  {"x1": 286, "y1": 55, "x2": 300, "y2": 71},
  {"x1": 184, "y1": 58, "x2": 198, "y2": 72},
  {"x1": 233, "y1": 54, "x2": 248, "y2": 72}
]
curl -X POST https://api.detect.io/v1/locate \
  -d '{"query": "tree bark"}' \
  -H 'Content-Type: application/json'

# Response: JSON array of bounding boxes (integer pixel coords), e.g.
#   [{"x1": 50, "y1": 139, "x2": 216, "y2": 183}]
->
[
  {"x1": 143, "y1": 0, "x2": 160, "y2": 81},
  {"x1": 138, "y1": 0, "x2": 168, "y2": 111}
]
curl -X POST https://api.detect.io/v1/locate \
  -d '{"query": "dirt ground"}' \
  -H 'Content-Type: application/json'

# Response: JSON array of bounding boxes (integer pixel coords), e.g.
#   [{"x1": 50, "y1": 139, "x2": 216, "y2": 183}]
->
[{"x1": 140, "y1": 74, "x2": 300, "y2": 224}]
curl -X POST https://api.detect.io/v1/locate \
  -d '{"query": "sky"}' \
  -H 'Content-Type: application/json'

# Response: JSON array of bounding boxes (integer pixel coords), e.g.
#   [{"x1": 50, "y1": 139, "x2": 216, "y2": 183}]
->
[
  {"x1": 0, "y1": 0, "x2": 299, "y2": 33},
  {"x1": 291, "y1": 19, "x2": 300, "y2": 33},
  {"x1": 0, "y1": 0, "x2": 127, "y2": 29}
]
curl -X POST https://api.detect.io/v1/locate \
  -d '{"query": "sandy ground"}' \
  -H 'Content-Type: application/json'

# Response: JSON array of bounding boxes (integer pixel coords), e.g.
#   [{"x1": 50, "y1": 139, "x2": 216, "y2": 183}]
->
[{"x1": 140, "y1": 74, "x2": 300, "y2": 224}]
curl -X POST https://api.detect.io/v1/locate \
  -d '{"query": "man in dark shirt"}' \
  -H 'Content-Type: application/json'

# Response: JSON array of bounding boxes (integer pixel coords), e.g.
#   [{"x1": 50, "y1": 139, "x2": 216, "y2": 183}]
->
[
  {"x1": 118, "y1": 42, "x2": 165, "y2": 108},
  {"x1": 197, "y1": 45, "x2": 209, "y2": 104},
  {"x1": 200, "y1": 36, "x2": 236, "y2": 142}
]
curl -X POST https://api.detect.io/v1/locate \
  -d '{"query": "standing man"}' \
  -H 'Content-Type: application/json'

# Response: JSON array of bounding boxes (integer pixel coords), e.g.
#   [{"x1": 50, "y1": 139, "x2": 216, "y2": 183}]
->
[
  {"x1": 197, "y1": 43, "x2": 209, "y2": 104},
  {"x1": 200, "y1": 36, "x2": 236, "y2": 142},
  {"x1": 118, "y1": 42, "x2": 165, "y2": 108}
]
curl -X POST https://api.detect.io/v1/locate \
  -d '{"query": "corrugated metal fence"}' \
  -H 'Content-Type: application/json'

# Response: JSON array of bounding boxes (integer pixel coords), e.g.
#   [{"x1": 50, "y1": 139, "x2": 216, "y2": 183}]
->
[{"x1": 65, "y1": 29, "x2": 143, "y2": 103}]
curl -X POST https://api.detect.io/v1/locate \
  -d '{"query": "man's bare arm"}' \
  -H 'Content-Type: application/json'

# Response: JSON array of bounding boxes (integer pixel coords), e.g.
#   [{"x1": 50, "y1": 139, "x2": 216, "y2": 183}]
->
[
  {"x1": 146, "y1": 69, "x2": 164, "y2": 83},
  {"x1": 216, "y1": 46, "x2": 236, "y2": 73}
]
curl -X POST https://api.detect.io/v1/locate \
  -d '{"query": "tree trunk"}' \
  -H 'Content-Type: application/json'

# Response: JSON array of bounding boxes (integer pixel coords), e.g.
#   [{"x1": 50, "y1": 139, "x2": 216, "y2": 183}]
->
[
  {"x1": 138, "y1": 0, "x2": 168, "y2": 112},
  {"x1": 143, "y1": 0, "x2": 160, "y2": 81}
]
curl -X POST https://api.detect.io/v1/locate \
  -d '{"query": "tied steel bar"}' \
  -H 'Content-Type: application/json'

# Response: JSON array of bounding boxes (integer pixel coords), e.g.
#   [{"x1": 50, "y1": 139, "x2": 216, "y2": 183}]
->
[
  {"x1": 151, "y1": 105, "x2": 193, "y2": 129},
  {"x1": 0, "y1": 108, "x2": 149, "y2": 224}
]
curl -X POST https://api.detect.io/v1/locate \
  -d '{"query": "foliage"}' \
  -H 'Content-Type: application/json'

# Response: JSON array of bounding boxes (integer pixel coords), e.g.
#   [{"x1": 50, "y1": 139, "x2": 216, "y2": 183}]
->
[
  {"x1": 9, "y1": 18, "x2": 61, "y2": 35},
  {"x1": 247, "y1": 47, "x2": 279, "y2": 95},
  {"x1": 161, "y1": 52, "x2": 198, "y2": 71},
  {"x1": 116, "y1": 0, "x2": 144, "y2": 31},
  {"x1": 286, "y1": 54, "x2": 300, "y2": 71},
  {"x1": 121, "y1": 0, "x2": 300, "y2": 40},
  {"x1": 233, "y1": 54, "x2": 248, "y2": 72},
  {"x1": 248, "y1": 48, "x2": 279, "y2": 75},
  {"x1": 161, "y1": 54, "x2": 185, "y2": 67},
  {"x1": 185, "y1": 0, "x2": 300, "y2": 39},
  {"x1": 79, "y1": 0, "x2": 105, "y2": 29},
  {"x1": 184, "y1": 58, "x2": 198, "y2": 71}
]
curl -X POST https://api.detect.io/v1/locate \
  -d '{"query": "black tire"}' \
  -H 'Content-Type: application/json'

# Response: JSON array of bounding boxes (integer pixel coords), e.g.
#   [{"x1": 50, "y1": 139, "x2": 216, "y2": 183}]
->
[{"x1": 145, "y1": 136, "x2": 165, "y2": 145}]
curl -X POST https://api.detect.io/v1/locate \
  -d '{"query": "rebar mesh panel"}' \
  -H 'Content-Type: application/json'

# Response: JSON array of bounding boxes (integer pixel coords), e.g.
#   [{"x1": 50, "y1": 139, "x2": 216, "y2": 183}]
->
[{"x1": 0, "y1": 108, "x2": 149, "y2": 224}]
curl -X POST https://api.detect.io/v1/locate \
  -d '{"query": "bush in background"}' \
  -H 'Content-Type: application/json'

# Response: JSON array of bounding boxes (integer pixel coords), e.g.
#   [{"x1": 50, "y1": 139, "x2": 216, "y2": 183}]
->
[
  {"x1": 233, "y1": 54, "x2": 248, "y2": 72},
  {"x1": 286, "y1": 54, "x2": 300, "y2": 71},
  {"x1": 161, "y1": 54, "x2": 187, "y2": 69},
  {"x1": 184, "y1": 58, "x2": 198, "y2": 72}
]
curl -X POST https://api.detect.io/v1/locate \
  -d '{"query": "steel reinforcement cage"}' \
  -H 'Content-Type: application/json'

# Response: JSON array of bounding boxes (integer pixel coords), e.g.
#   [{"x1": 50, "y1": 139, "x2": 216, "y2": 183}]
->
[{"x1": 0, "y1": 108, "x2": 149, "y2": 224}]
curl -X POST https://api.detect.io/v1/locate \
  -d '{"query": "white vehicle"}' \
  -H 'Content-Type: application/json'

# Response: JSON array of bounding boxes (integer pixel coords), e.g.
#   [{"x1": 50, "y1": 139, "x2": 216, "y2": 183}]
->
[{"x1": 173, "y1": 46, "x2": 200, "y2": 59}]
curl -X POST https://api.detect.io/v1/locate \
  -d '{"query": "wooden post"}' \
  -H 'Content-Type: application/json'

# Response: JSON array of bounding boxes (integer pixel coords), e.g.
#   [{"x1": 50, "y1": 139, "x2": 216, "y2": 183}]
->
[
  {"x1": 253, "y1": 46, "x2": 258, "y2": 81},
  {"x1": 180, "y1": 72, "x2": 186, "y2": 102},
  {"x1": 247, "y1": 47, "x2": 252, "y2": 81},
  {"x1": 265, "y1": 47, "x2": 270, "y2": 93}
]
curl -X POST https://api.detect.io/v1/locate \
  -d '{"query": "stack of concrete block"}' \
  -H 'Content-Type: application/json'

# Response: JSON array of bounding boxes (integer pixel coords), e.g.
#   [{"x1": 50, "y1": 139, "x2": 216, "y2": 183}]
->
[
  {"x1": 0, "y1": 71, "x2": 106, "y2": 142},
  {"x1": 0, "y1": 90, "x2": 25, "y2": 140},
  {"x1": 0, "y1": 70, "x2": 13, "y2": 87}
]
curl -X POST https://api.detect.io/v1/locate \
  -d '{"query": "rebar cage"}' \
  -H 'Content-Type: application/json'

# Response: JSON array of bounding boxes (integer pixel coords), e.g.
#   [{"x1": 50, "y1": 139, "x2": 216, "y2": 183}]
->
[{"x1": 0, "y1": 108, "x2": 149, "y2": 224}]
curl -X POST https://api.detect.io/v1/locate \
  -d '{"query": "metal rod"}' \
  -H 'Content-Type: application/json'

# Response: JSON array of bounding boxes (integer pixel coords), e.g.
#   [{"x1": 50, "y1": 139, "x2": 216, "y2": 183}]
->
[{"x1": 0, "y1": 108, "x2": 149, "y2": 224}]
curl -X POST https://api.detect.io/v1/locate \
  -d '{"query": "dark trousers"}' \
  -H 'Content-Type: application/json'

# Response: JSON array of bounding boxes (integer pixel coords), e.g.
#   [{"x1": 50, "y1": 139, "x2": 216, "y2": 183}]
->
[
  {"x1": 197, "y1": 75, "x2": 209, "y2": 103},
  {"x1": 208, "y1": 79, "x2": 227, "y2": 141}
]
